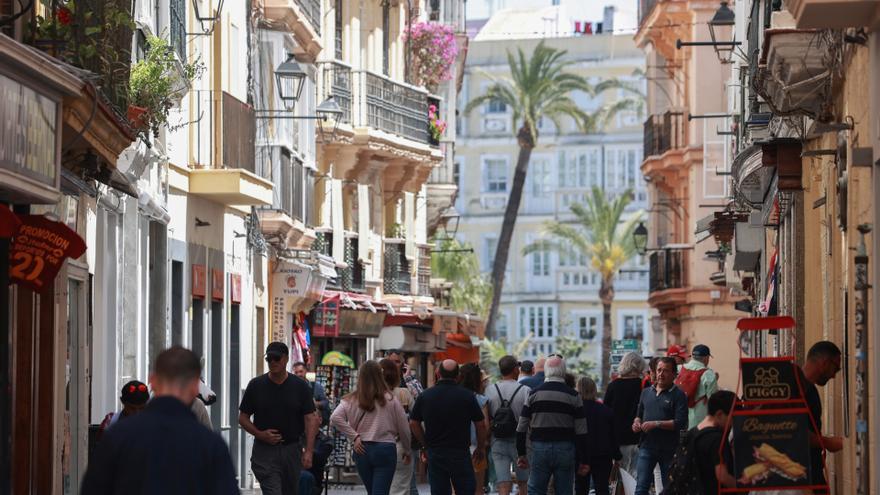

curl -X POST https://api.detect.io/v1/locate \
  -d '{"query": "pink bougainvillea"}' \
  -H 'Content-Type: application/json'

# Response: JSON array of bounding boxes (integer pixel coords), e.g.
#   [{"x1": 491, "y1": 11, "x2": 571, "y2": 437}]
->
[
  {"x1": 406, "y1": 22, "x2": 458, "y2": 91},
  {"x1": 429, "y1": 104, "x2": 447, "y2": 141}
]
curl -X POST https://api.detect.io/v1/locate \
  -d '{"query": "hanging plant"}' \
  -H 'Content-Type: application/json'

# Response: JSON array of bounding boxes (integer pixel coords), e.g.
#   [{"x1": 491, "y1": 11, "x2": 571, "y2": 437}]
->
[
  {"x1": 129, "y1": 34, "x2": 205, "y2": 136},
  {"x1": 428, "y1": 104, "x2": 446, "y2": 142},
  {"x1": 406, "y1": 22, "x2": 458, "y2": 92}
]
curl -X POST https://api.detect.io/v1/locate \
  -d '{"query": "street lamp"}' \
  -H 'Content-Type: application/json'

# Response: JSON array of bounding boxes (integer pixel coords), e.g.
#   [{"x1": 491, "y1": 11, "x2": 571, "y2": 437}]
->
[
  {"x1": 315, "y1": 96, "x2": 343, "y2": 143},
  {"x1": 633, "y1": 222, "x2": 648, "y2": 255},
  {"x1": 676, "y1": 1, "x2": 741, "y2": 64},
  {"x1": 275, "y1": 55, "x2": 307, "y2": 109},
  {"x1": 190, "y1": 0, "x2": 226, "y2": 35},
  {"x1": 708, "y1": 1, "x2": 736, "y2": 63}
]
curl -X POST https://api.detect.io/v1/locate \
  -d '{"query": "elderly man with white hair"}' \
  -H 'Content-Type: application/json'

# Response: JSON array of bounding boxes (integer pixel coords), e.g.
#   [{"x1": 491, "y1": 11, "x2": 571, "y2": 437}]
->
[{"x1": 515, "y1": 355, "x2": 589, "y2": 495}]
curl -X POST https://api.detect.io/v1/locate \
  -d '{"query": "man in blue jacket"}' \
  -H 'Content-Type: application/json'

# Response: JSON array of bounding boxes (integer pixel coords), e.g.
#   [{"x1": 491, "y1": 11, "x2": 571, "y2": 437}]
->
[{"x1": 81, "y1": 346, "x2": 238, "y2": 494}]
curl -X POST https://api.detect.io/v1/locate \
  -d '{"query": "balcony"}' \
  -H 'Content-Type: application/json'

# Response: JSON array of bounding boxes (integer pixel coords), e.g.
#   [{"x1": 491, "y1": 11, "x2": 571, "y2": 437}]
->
[
  {"x1": 354, "y1": 70, "x2": 430, "y2": 144},
  {"x1": 319, "y1": 60, "x2": 353, "y2": 125},
  {"x1": 644, "y1": 112, "x2": 684, "y2": 158},
  {"x1": 342, "y1": 236, "x2": 366, "y2": 293},
  {"x1": 649, "y1": 250, "x2": 687, "y2": 293},
  {"x1": 258, "y1": 151, "x2": 316, "y2": 249},
  {"x1": 786, "y1": 0, "x2": 880, "y2": 28},
  {"x1": 426, "y1": 160, "x2": 458, "y2": 235},
  {"x1": 383, "y1": 241, "x2": 412, "y2": 296},
  {"x1": 260, "y1": 0, "x2": 323, "y2": 61},
  {"x1": 189, "y1": 91, "x2": 271, "y2": 206}
]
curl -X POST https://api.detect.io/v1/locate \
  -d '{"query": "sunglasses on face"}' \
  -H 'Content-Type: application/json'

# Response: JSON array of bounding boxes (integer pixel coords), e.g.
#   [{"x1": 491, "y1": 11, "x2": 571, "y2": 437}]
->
[{"x1": 266, "y1": 355, "x2": 283, "y2": 363}]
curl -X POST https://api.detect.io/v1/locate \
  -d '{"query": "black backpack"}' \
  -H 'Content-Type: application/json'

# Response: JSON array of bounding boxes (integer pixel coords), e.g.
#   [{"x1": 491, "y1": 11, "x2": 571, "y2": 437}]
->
[
  {"x1": 491, "y1": 383, "x2": 524, "y2": 439},
  {"x1": 662, "y1": 427, "x2": 717, "y2": 495}
]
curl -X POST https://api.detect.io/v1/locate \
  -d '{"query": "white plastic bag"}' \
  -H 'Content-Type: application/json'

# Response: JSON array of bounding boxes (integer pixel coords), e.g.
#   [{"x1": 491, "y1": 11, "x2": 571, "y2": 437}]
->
[{"x1": 618, "y1": 468, "x2": 637, "y2": 495}]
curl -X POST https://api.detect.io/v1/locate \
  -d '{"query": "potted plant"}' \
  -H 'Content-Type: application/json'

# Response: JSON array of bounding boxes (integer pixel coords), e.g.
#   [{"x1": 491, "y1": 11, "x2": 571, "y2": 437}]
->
[
  {"x1": 129, "y1": 34, "x2": 204, "y2": 136},
  {"x1": 428, "y1": 104, "x2": 447, "y2": 144},
  {"x1": 405, "y1": 22, "x2": 459, "y2": 93}
]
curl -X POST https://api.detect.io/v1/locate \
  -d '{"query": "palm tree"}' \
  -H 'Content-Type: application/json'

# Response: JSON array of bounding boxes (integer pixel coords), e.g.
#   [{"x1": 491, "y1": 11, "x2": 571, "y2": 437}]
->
[
  {"x1": 523, "y1": 187, "x2": 643, "y2": 387},
  {"x1": 464, "y1": 41, "x2": 640, "y2": 339}
]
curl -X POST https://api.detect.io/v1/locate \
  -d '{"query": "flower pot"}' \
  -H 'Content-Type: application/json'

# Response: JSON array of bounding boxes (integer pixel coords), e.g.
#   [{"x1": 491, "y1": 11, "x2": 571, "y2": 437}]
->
[{"x1": 127, "y1": 105, "x2": 149, "y2": 130}]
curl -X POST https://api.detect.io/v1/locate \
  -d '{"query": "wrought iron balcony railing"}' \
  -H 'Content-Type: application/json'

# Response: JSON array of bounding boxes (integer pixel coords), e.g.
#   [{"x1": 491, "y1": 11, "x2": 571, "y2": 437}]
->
[
  {"x1": 193, "y1": 91, "x2": 257, "y2": 174},
  {"x1": 649, "y1": 250, "x2": 687, "y2": 293},
  {"x1": 383, "y1": 241, "x2": 412, "y2": 295},
  {"x1": 295, "y1": 0, "x2": 322, "y2": 35},
  {"x1": 643, "y1": 111, "x2": 684, "y2": 158},
  {"x1": 319, "y1": 60, "x2": 353, "y2": 124},
  {"x1": 417, "y1": 245, "x2": 432, "y2": 297},
  {"x1": 354, "y1": 70, "x2": 429, "y2": 144}
]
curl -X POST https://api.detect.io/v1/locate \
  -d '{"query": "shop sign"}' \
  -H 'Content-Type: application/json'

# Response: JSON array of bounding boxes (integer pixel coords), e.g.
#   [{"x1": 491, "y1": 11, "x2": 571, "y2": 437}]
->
[
  {"x1": 0, "y1": 74, "x2": 60, "y2": 188},
  {"x1": 432, "y1": 312, "x2": 457, "y2": 335},
  {"x1": 741, "y1": 359, "x2": 802, "y2": 403},
  {"x1": 272, "y1": 261, "x2": 312, "y2": 299},
  {"x1": 611, "y1": 339, "x2": 640, "y2": 374},
  {"x1": 192, "y1": 264, "x2": 207, "y2": 298},
  {"x1": 271, "y1": 296, "x2": 287, "y2": 342},
  {"x1": 230, "y1": 273, "x2": 242, "y2": 304},
  {"x1": 731, "y1": 409, "x2": 814, "y2": 489},
  {"x1": 8, "y1": 213, "x2": 86, "y2": 292},
  {"x1": 211, "y1": 269, "x2": 224, "y2": 300}
]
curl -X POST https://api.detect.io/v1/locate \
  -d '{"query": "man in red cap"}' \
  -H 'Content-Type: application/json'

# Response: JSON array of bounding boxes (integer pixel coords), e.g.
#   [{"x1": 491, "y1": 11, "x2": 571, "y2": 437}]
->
[{"x1": 666, "y1": 345, "x2": 688, "y2": 368}]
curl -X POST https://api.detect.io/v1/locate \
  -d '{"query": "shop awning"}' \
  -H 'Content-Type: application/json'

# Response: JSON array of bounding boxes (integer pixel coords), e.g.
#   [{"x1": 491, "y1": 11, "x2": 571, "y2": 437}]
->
[
  {"x1": 315, "y1": 254, "x2": 338, "y2": 279},
  {"x1": 311, "y1": 291, "x2": 387, "y2": 338},
  {"x1": 378, "y1": 324, "x2": 446, "y2": 353}
]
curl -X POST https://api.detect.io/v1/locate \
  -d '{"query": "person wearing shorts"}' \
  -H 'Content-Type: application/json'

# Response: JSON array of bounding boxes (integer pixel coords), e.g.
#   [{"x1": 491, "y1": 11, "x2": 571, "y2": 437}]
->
[{"x1": 485, "y1": 356, "x2": 531, "y2": 495}]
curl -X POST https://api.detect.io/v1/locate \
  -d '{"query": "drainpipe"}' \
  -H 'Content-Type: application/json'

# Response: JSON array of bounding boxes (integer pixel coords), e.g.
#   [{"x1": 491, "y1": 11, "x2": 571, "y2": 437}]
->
[
  {"x1": 869, "y1": 29, "x2": 880, "y2": 495},
  {"x1": 854, "y1": 225, "x2": 870, "y2": 495}
]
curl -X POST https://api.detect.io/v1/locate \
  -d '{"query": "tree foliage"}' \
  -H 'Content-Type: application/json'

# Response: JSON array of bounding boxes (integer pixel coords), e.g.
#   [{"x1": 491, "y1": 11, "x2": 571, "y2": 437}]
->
[
  {"x1": 431, "y1": 237, "x2": 493, "y2": 318},
  {"x1": 480, "y1": 335, "x2": 533, "y2": 379}
]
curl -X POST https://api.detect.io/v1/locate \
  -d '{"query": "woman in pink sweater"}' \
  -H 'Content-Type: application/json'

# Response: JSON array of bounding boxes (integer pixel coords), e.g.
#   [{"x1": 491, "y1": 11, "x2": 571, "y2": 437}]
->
[{"x1": 330, "y1": 360, "x2": 412, "y2": 495}]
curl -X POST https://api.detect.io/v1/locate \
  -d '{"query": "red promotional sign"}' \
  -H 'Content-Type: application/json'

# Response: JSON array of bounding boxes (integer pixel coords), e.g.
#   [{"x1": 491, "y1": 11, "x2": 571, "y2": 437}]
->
[
  {"x1": 8, "y1": 214, "x2": 86, "y2": 292},
  {"x1": 211, "y1": 269, "x2": 224, "y2": 300},
  {"x1": 192, "y1": 264, "x2": 207, "y2": 298},
  {"x1": 230, "y1": 273, "x2": 242, "y2": 304}
]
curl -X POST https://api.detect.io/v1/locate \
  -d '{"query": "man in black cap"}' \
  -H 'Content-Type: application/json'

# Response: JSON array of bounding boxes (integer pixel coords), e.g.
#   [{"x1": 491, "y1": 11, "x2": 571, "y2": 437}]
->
[
  {"x1": 81, "y1": 346, "x2": 238, "y2": 494},
  {"x1": 97, "y1": 380, "x2": 150, "y2": 439},
  {"x1": 676, "y1": 344, "x2": 718, "y2": 428},
  {"x1": 240, "y1": 342, "x2": 319, "y2": 495}
]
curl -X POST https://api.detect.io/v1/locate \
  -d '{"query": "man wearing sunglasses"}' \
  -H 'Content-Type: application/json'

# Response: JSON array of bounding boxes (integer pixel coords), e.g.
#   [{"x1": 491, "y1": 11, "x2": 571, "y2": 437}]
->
[{"x1": 240, "y1": 342, "x2": 319, "y2": 495}]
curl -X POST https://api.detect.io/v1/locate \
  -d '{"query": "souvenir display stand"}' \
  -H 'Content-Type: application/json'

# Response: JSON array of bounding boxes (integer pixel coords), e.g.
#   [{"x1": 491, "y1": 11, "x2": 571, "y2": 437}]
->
[
  {"x1": 315, "y1": 364, "x2": 358, "y2": 489},
  {"x1": 719, "y1": 316, "x2": 830, "y2": 494}
]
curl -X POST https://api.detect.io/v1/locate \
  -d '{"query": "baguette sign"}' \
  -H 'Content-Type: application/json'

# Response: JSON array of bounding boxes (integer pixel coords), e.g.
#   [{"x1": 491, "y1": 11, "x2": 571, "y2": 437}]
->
[{"x1": 6, "y1": 210, "x2": 86, "y2": 292}]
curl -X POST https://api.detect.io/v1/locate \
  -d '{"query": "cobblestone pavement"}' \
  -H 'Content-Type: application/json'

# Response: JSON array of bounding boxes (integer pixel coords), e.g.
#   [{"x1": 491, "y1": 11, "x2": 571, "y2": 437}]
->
[{"x1": 241, "y1": 484, "x2": 433, "y2": 495}]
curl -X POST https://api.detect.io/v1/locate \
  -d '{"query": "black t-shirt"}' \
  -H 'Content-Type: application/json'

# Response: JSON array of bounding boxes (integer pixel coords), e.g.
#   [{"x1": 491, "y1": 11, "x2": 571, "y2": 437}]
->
[
  {"x1": 410, "y1": 380, "x2": 484, "y2": 450},
  {"x1": 693, "y1": 426, "x2": 724, "y2": 495},
  {"x1": 603, "y1": 377, "x2": 643, "y2": 446},
  {"x1": 797, "y1": 367, "x2": 825, "y2": 485},
  {"x1": 239, "y1": 373, "x2": 316, "y2": 444}
]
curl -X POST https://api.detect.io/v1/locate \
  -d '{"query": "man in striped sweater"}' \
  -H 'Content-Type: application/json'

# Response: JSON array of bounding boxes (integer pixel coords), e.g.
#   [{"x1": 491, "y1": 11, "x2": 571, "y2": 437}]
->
[{"x1": 516, "y1": 355, "x2": 589, "y2": 495}]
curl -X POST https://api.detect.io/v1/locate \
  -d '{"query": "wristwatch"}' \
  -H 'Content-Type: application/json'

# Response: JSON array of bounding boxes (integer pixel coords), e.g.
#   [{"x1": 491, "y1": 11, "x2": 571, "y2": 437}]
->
[{"x1": 655, "y1": 421, "x2": 661, "y2": 428}]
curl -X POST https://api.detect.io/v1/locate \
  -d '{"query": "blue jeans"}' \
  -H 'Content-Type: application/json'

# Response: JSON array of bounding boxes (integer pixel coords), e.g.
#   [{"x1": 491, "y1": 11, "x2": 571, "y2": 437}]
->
[
  {"x1": 426, "y1": 447, "x2": 476, "y2": 495},
  {"x1": 528, "y1": 441, "x2": 575, "y2": 495},
  {"x1": 634, "y1": 446, "x2": 674, "y2": 495},
  {"x1": 353, "y1": 442, "x2": 398, "y2": 495},
  {"x1": 299, "y1": 469, "x2": 315, "y2": 495}
]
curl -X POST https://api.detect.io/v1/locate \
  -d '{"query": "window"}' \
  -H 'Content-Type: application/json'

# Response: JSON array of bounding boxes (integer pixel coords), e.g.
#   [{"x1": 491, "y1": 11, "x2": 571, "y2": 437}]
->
[
  {"x1": 487, "y1": 98, "x2": 507, "y2": 114},
  {"x1": 578, "y1": 315, "x2": 600, "y2": 340},
  {"x1": 170, "y1": 0, "x2": 186, "y2": 62},
  {"x1": 335, "y1": 0, "x2": 344, "y2": 59},
  {"x1": 604, "y1": 146, "x2": 643, "y2": 193},
  {"x1": 559, "y1": 148, "x2": 601, "y2": 192},
  {"x1": 517, "y1": 305, "x2": 556, "y2": 340},
  {"x1": 483, "y1": 236, "x2": 498, "y2": 272},
  {"x1": 382, "y1": 3, "x2": 390, "y2": 75},
  {"x1": 482, "y1": 157, "x2": 508, "y2": 193},
  {"x1": 529, "y1": 158, "x2": 552, "y2": 198},
  {"x1": 496, "y1": 312, "x2": 509, "y2": 339},
  {"x1": 622, "y1": 314, "x2": 646, "y2": 339},
  {"x1": 531, "y1": 249, "x2": 550, "y2": 276}
]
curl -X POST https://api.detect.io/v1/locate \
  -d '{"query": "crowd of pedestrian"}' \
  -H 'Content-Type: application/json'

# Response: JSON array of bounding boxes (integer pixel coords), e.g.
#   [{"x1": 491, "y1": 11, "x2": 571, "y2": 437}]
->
[{"x1": 78, "y1": 339, "x2": 844, "y2": 495}]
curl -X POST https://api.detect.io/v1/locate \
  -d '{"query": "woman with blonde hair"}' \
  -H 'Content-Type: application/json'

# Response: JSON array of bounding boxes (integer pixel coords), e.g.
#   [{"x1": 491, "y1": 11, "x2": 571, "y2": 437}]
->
[
  {"x1": 330, "y1": 360, "x2": 412, "y2": 495},
  {"x1": 603, "y1": 352, "x2": 646, "y2": 475}
]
